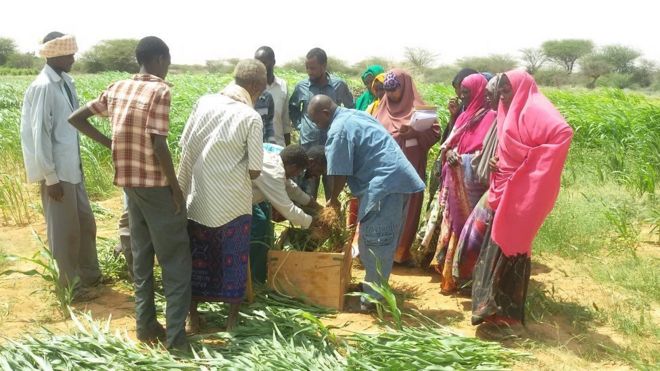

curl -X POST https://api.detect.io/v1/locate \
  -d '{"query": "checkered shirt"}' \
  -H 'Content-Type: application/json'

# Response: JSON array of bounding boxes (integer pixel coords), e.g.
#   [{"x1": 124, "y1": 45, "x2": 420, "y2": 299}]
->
[{"x1": 87, "y1": 74, "x2": 171, "y2": 187}]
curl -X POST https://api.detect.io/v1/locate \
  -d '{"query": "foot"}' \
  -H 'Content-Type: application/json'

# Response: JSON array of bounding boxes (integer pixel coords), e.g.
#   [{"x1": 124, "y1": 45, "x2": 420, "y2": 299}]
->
[
  {"x1": 475, "y1": 322, "x2": 502, "y2": 340},
  {"x1": 359, "y1": 302, "x2": 378, "y2": 314},
  {"x1": 397, "y1": 259, "x2": 418, "y2": 268},
  {"x1": 226, "y1": 304, "x2": 241, "y2": 331},
  {"x1": 83, "y1": 274, "x2": 108, "y2": 288},
  {"x1": 484, "y1": 315, "x2": 521, "y2": 327},
  {"x1": 168, "y1": 339, "x2": 191, "y2": 354},
  {"x1": 185, "y1": 313, "x2": 201, "y2": 334},
  {"x1": 137, "y1": 323, "x2": 166, "y2": 345},
  {"x1": 71, "y1": 287, "x2": 101, "y2": 303}
]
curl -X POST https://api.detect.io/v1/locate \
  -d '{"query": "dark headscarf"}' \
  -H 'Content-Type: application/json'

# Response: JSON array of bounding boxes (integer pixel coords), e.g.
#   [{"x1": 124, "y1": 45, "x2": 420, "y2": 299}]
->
[{"x1": 451, "y1": 68, "x2": 478, "y2": 88}]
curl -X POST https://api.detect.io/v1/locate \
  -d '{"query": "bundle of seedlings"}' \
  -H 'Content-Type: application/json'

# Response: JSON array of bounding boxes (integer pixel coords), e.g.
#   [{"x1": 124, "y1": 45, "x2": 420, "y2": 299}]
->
[{"x1": 277, "y1": 205, "x2": 352, "y2": 253}]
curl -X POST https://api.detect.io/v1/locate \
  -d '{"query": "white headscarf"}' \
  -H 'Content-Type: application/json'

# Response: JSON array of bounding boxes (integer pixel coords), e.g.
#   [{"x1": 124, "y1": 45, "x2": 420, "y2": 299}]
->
[
  {"x1": 39, "y1": 34, "x2": 78, "y2": 58},
  {"x1": 221, "y1": 83, "x2": 252, "y2": 106},
  {"x1": 486, "y1": 73, "x2": 502, "y2": 94}
]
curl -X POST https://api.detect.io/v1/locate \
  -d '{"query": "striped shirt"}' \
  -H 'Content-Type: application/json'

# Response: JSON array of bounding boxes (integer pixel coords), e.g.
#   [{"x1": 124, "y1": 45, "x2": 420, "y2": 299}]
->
[
  {"x1": 178, "y1": 93, "x2": 263, "y2": 228},
  {"x1": 87, "y1": 74, "x2": 171, "y2": 187}
]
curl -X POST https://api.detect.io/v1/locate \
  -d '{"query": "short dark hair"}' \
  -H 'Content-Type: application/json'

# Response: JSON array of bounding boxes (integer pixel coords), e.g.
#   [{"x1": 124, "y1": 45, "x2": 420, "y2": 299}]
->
[
  {"x1": 255, "y1": 46, "x2": 275, "y2": 60},
  {"x1": 135, "y1": 36, "x2": 170, "y2": 66},
  {"x1": 280, "y1": 145, "x2": 308, "y2": 169},
  {"x1": 306, "y1": 145, "x2": 326, "y2": 167},
  {"x1": 306, "y1": 48, "x2": 327, "y2": 65},
  {"x1": 43, "y1": 32, "x2": 65, "y2": 43}
]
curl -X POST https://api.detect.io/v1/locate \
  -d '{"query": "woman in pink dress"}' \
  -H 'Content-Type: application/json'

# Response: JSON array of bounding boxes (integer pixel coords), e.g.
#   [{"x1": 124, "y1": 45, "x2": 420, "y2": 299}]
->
[{"x1": 471, "y1": 70, "x2": 573, "y2": 328}]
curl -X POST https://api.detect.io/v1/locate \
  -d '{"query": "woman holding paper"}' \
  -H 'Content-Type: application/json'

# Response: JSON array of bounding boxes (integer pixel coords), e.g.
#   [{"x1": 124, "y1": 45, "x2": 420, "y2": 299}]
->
[
  {"x1": 431, "y1": 73, "x2": 496, "y2": 294},
  {"x1": 375, "y1": 69, "x2": 440, "y2": 264}
]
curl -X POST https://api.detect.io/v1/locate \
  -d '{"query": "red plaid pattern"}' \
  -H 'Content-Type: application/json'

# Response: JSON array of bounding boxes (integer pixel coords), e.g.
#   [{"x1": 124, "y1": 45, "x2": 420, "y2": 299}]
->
[{"x1": 88, "y1": 74, "x2": 171, "y2": 187}]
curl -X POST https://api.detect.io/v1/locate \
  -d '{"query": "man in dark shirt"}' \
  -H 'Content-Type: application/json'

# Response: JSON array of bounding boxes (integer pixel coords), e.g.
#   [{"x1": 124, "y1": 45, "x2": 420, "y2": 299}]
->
[
  {"x1": 289, "y1": 47, "x2": 354, "y2": 199},
  {"x1": 255, "y1": 91, "x2": 276, "y2": 143}
]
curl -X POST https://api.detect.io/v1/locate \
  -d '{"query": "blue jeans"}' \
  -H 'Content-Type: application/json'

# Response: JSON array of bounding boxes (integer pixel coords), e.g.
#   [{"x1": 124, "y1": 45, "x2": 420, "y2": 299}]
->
[{"x1": 358, "y1": 193, "x2": 408, "y2": 302}]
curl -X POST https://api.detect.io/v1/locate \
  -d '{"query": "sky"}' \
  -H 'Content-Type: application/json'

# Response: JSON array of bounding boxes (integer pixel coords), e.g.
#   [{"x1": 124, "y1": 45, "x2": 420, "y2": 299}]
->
[{"x1": 1, "y1": 0, "x2": 657, "y2": 66}]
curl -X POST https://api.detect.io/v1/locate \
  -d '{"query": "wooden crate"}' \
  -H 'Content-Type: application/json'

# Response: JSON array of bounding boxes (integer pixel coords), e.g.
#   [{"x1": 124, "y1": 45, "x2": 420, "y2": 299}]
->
[{"x1": 267, "y1": 230, "x2": 353, "y2": 310}]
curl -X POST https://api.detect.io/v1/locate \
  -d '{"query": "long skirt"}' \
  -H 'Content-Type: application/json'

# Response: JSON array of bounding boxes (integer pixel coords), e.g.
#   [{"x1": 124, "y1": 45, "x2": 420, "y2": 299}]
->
[
  {"x1": 471, "y1": 215, "x2": 531, "y2": 325},
  {"x1": 189, "y1": 215, "x2": 252, "y2": 303},
  {"x1": 432, "y1": 155, "x2": 487, "y2": 293},
  {"x1": 452, "y1": 192, "x2": 492, "y2": 289},
  {"x1": 393, "y1": 191, "x2": 422, "y2": 263},
  {"x1": 410, "y1": 187, "x2": 442, "y2": 267},
  {"x1": 347, "y1": 198, "x2": 362, "y2": 257}
]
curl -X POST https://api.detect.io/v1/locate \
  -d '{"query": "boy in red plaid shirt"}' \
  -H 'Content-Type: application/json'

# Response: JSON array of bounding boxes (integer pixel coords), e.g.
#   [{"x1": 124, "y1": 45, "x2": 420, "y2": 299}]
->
[{"x1": 69, "y1": 36, "x2": 190, "y2": 351}]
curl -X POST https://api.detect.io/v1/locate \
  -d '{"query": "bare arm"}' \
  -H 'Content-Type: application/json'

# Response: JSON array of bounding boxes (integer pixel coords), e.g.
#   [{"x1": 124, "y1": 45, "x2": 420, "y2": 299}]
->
[
  {"x1": 68, "y1": 107, "x2": 112, "y2": 150},
  {"x1": 152, "y1": 134, "x2": 183, "y2": 214},
  {"x1": 326, "y1": 175, "x2": 347, "y2": 209}
]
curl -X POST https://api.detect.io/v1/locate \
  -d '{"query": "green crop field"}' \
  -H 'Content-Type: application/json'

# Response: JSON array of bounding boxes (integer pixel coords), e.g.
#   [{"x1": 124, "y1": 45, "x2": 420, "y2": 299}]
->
[{"x1": 0, "y1": 71, "x2": 658, "y2": 368}]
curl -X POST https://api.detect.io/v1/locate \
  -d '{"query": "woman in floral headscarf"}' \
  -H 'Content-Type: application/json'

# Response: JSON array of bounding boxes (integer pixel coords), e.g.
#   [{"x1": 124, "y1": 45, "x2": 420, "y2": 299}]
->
[
  {"x1": 471, "y1": 69, "x2": 573, "y2": 329},
  {"x1": 374, "y1": 69, "x2": 440, "y2": 264}
]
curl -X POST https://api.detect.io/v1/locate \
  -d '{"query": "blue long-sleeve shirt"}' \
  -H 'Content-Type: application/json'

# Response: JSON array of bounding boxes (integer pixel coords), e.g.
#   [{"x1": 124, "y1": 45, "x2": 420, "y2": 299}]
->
[
  {"x1": 288, "y1": 73, "x2": 354, "y2": 145},
  {"x1": 325, "y1": 107, "x2": 425, "y2": 220}
]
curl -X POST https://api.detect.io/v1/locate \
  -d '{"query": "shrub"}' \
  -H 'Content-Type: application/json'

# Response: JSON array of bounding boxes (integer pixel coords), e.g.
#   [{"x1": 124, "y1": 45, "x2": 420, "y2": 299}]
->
[
  {"x1": 80, "y1": 39, "x2": 139, "y2": 73},
  {"x1": 534, "y1": 68, "x2": 573, "y2": 87},
  {"x1": 456, "y1": 54, "x2": 518, "y2": 73}
]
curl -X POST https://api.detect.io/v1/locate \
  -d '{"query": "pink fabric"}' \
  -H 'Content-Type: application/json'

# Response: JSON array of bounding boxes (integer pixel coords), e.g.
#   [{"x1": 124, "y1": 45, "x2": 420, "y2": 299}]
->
[
  {"x1": 454, "y1": 74, "x2": 488, "y2": 130},
  {"x1": 488, "y1": 70, "x2": 573, "y2": 256},
  {"x1": 447, "y1": 74, "x2": 496, "y2": 154}
]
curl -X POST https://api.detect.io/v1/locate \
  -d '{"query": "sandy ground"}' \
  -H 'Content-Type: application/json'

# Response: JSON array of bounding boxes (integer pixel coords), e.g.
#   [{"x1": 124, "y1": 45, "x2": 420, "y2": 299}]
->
[{"x1": 1, "y1": 195, "x2": 656, "y2": 370}]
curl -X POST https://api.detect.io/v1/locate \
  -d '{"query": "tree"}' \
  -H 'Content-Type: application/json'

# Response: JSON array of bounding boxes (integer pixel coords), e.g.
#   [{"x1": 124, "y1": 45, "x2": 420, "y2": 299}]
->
[
  {"x1": 520, "y1": 48, "x2": 546, "y2": 74},
  {"x1": 327, "y1": 56, "x2": 359, "y2": 75},
  {"x1": 5, "y1": 52, "x2": 40, "y2": 69},
  {"x1": 404, "y1": 47, "x2": 437, "y2": 74},
  {"x1": 80, "y1": 39, "x2": 139, "y2": 73},
  {"x1": 541, "y1": 39, "x2": 594, "y2": 73},
  {"x1": 352, "y1": 57, "x2": 393, "y2": 73},
  {"x1": 629, "y1": 59, "x2": 656, "y2": 88},
  {"x1": 0, "y1": 37, "x2": 18, "y2": 65},
  {"x1": 282, "y1": 57, "x2": 305, "y2": 73},
  {"x1": 601, "y1": 44, "x2": 641, "y2": 73},
  {"x1": 580, "y1": 52, "x2": 614, "y2": 89},
  {"x1": 456, "y1": 54, "x2": 518, "y2": 73},
  {"x1": 533, "y1": 68, "x2": 571, "y2": 87},
  {"x1": 206, "y1": 58, "x2": 239, "y2": 74}
]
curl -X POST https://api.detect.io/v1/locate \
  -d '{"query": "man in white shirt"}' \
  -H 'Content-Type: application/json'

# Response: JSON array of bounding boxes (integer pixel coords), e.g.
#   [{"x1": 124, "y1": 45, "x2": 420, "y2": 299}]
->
[
  {"x1": 20, "y1": 32, "x2": 100, "y2": 298},
  {"x1": 249, "y1": 144, "x2": 320, "y2": 283},
  {"x1": 255, "y1": 46, "x2": 291, "y2": 146},
  {"x1": 178, "y1": 59, "x2": 266, "y2": 333}
]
